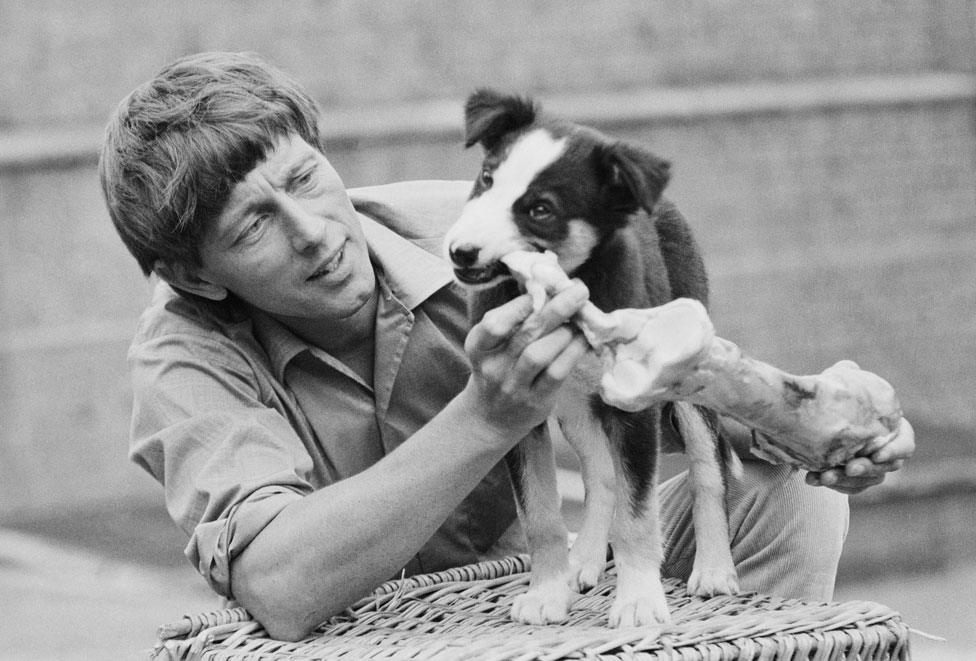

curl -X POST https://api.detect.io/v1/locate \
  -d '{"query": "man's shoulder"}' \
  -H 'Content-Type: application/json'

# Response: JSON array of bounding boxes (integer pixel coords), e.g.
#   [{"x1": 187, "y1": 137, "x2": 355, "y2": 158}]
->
[
  {"x1": 348, "y1": 180, "x2": 471, "y2": 240},
  {"x1": 132, "y1": 281, "x2": 257, "y2": 358}
]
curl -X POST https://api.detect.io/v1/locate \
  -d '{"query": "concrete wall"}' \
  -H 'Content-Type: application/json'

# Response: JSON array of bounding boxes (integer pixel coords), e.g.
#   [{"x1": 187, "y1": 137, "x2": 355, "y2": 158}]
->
[
  {"x1": 1, "y1": 1, "x2": 974, "y2": 518},
  {"x1": 2, "y1": 0, "x2": 974, "y2": 127}
]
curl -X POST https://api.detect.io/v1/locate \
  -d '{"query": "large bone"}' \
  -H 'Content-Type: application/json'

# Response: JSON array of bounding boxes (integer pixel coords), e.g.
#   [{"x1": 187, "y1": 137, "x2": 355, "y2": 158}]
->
[{"x1": 501, "y1": 251, "x2": 903, "y2": 471}]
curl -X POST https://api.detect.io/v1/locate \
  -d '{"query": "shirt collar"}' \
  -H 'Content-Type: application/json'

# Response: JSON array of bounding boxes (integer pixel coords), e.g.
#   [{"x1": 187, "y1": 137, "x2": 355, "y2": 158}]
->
[
  {"x1": 252, "y1": 213, "x2": 454, "y2": 381},
  {"x1": 360, "y1": 214, "x2": 453, "y2": 310}
]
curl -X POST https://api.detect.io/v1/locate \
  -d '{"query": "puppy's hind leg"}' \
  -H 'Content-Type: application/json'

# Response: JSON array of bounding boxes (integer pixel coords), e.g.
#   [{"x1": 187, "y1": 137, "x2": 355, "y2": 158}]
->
[
  {"x1": 507, "y1": 425, "x2": 574, "y2": 625},
  {"x1": 672, "y1": 402, "x2": 739, "y2": 597}
]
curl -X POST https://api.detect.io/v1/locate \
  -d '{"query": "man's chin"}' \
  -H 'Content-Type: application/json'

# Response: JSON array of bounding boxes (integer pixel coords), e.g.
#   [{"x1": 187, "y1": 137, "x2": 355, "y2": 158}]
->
[{"x1": 336, "y1": 288, "x2": 378, "y2": 321}]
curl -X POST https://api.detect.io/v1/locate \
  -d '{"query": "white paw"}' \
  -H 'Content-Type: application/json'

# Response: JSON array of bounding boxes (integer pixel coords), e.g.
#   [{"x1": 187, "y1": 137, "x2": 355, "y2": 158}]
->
[
  {"x1": 608, "y1": 581, "x2": 670, "y2": 627},
  {"x1": 510, "y1": 583, "x2": 573, "y2": 624},
  {"x1": 608, "y1": 593, "x2": 671, "y2": 628},
  {"x1": 688, "y1": 565, "x2": 739, "y2": 597},
  {"x1": 567, "y1": 549, "x2": 607, "y2": 591}
]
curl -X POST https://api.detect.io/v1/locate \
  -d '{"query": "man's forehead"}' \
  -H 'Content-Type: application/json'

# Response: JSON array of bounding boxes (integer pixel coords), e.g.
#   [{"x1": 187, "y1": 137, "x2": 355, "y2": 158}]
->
[
  {"x1": 220, "y1": 136, "x2": 317, "y2": 210},
  {"x1": 244, "y1": 134, "x2": 318, "y2": 185}
]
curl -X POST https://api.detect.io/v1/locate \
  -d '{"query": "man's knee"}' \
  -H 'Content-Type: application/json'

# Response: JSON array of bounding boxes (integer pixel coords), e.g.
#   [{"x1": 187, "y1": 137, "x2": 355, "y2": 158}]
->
[{"x1": 728, "y1": 462, "x2": 850, "y2": 600}]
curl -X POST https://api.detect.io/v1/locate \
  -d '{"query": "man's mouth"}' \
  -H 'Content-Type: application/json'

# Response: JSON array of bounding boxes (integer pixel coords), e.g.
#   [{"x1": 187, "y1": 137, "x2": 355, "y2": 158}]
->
[
  {"x1": 308, "y1": 248, "x2": 344, "y2": 281},
  {"x1": 453, "y1": 261, "x2": 510, "y2": 285}
]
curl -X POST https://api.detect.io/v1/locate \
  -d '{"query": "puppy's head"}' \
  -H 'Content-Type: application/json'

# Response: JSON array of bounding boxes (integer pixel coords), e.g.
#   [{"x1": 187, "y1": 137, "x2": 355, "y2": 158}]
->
[{"x1": 444, "y1": 89, "x2": 672, "y2": 288}]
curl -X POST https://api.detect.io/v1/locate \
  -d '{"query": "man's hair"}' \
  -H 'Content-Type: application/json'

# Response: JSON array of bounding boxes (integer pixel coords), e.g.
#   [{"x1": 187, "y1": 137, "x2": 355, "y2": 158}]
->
[{"x1": 99, "y1": 51, "x2": 324, "y2": 276}]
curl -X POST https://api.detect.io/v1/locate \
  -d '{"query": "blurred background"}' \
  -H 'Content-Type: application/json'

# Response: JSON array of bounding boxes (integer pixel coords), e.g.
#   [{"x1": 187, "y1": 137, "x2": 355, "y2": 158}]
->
[{"x1": 1, "y1": 1, "x2": 973, "y2": 659}]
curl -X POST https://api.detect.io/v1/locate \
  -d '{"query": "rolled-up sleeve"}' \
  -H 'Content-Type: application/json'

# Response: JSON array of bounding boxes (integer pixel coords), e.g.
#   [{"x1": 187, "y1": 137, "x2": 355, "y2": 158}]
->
[
  {"x1": 129, "y1": 330, "x2": 314, "y2": 598},
  {"x1": 192, "y1": 484, "x2": 303, "y2": 597}
]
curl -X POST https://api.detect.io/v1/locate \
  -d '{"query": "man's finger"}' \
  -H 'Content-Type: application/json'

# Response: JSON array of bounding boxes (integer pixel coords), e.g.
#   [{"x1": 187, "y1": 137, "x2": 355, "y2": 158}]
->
[
  {"x1": 507, "y1": 326, "x2": 579, "y2": 389},
  {"x1": 871, "y1": 418, "x2": 915, "y2": 464},
  {"x1": 843, "y1": 457, "x2": 873, "y2": 477},
  {"x1": 465, "y1": 294, "x2": 534, "y2": 355},
  {"x1": 529, "y1": 332, "x2": 590, "y2": 391},
  {"x1": 512, "y1": 280, "x2": 589, "y2": 349}
]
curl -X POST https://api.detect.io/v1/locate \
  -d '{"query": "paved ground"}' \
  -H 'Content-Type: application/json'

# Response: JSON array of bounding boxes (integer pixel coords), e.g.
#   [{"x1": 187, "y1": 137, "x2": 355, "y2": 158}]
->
[
  {"x1": 0, "y1": 528, "x2": 215, "y2": 660},
  {"x1": 834, "y1": 561, "x2": 976, "y2": 661},
  {"x1": 1, "y1": 523, "x2": 972, "y2": 660}
]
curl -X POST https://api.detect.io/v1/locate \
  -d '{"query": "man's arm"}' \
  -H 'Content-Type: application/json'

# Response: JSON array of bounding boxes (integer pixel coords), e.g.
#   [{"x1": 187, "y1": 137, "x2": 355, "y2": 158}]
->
[{"x1": 231, "y1": 284, "x2": 590, "y2": 641}]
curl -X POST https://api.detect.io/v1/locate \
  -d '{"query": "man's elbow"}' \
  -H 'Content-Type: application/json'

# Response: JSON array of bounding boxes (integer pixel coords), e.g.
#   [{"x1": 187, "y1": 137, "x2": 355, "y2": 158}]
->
[
  {"x1": 259, "y1": 611, "x2": 317, "y2": 642},
  {"x1": 262, "y1": 613, "x2": 320, "y2": 643},
  {"x1": 231, "y1": 553, "x2": 340, "y2": 642}
]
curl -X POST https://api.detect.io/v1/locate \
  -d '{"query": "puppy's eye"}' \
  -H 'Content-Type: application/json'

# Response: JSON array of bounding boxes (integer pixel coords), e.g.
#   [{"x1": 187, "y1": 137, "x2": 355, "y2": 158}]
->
[
  {"x1": 479, "y1": 168, "x2": 494, "y2": 188},
  {"x1": 528, "y1": 202, "x2": 553, "y2": 221}
]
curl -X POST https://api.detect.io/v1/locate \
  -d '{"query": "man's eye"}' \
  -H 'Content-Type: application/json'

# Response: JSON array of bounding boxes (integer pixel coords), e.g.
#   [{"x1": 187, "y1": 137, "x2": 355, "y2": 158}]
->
[
  {"x1": 238, "y1": 215, "x2": 269, "y2": 244},
  {"x1": 479, "y1": 168, "x2": 493, "y2": 188},
  {"x1": 295, "y1": 169, "x2": 316, "y2": 189},
  {"x1": 528, "y1": 202, "x2": 553, "y2": 220}
]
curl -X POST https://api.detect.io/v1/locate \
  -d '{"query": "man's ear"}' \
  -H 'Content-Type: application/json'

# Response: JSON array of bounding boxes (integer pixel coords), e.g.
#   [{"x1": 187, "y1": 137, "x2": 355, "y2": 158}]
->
[{"x1": 153, "y1": 260, "x2": 229, "y2": 301}]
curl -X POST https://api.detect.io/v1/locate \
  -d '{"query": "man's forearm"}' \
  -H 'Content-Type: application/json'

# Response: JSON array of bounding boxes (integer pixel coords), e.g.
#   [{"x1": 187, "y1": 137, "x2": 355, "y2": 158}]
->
[{"x1": 230, "y1": 387, "x2": 519, "y2": 641}]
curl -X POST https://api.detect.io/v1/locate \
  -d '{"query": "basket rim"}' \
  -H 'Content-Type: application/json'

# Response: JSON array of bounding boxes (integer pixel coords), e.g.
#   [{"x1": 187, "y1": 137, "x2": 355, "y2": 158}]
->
[{"x1": 154, "y1": 554, "x2": 911, "y2": 661}]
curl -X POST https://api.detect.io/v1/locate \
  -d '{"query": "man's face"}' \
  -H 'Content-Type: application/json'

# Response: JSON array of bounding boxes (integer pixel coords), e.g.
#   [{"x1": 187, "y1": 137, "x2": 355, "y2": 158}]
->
[{"x1": 195, "y1": 133, "x2": 375, "y2": 325}]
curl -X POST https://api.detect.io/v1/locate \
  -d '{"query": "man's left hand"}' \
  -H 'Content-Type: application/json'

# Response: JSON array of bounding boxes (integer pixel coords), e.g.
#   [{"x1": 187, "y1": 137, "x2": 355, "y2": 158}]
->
[{"x1": 805, "y1": 417, "x2": 916, "y2": 494}]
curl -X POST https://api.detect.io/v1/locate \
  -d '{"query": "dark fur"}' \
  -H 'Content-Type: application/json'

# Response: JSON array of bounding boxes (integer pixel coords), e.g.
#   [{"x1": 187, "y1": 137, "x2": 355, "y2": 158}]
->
[
  {"x1": 462, "y1": 90, "x2": 719, "y2": 461},
  {"x1": 452, "y1": 89, "x2": 734, "y2": 623}
]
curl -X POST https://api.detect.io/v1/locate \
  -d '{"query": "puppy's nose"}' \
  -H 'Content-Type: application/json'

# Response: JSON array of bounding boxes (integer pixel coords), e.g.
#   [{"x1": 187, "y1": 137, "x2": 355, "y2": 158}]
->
[{"x1": 449, "y1": 245, "x2": 480, "y2": 268}]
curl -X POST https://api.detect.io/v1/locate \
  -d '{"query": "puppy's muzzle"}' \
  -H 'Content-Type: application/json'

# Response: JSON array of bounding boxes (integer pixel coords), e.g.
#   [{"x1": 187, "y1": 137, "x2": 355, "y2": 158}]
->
[{"x1": 448, "y1": 244, "x2": 511, "y2": 285}]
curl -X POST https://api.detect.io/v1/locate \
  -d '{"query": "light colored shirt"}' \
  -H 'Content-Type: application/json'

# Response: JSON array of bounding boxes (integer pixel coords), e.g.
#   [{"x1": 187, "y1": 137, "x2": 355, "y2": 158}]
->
[{"x1": 128, "y1": 180, "x2": 520, "y2": 599}]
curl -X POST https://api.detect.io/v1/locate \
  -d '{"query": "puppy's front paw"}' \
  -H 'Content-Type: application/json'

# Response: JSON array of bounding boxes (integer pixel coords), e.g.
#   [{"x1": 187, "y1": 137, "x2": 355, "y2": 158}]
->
[
  {"x1": 569, "y1": 560, "x2": 604, "y2": 592},
  {"x1": 608, "y1": 580, "x2": 670, "y2": 627},
  {"x1": 567, "y1": 547, "x2": 607, "y2": 592},
  {"x1": 608, "y1": 594, "x2": 670, "y2": 628},
  {"x1": 688, "y1": 565, "x2": 739, "y2": 597},
  {"x1": 510, "y1": 583, "x2": 573, "y2": 625}
]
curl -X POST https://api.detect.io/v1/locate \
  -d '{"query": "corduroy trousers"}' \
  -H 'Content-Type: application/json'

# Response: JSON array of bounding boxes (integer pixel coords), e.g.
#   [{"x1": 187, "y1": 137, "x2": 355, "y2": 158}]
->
[{"x1": 659, "y1": 461, "x2": 849, "y2": 602}]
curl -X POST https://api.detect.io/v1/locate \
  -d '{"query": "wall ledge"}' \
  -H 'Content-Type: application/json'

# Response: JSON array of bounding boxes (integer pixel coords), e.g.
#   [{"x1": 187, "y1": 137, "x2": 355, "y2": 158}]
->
[{"x1": 2, "y1": 72, "x2": 974, "y2": 172}]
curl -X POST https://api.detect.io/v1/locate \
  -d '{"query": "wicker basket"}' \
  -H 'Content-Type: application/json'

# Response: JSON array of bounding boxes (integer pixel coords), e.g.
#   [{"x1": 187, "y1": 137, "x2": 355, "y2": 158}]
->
[{"x1": 152, "y1": 555, "x2": 910, "y2": 660}]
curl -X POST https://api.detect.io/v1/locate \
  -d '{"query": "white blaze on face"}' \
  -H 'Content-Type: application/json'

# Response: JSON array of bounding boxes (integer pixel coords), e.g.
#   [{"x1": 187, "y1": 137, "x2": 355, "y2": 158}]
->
[{"x1": 444, "y1": 129, "x2": 568, "y2": 266}]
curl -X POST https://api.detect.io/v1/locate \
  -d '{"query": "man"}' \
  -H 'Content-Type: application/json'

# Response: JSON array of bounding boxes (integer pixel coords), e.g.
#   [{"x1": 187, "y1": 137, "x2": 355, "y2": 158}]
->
[{"x1": 100, "y1": 52, "x2": 914, "y2": 641}]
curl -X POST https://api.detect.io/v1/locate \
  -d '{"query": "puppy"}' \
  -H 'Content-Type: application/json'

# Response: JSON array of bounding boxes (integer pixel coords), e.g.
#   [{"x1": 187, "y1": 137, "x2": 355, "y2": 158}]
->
[{"x1": 444, "y1": 89, "x2": 739, "y2": 627}]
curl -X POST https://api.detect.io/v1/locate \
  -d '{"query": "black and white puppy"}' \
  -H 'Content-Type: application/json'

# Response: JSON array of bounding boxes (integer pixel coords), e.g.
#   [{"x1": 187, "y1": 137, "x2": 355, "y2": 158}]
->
[{"x1": 445, "y1": 90, "x2": 740, "y2": 627}]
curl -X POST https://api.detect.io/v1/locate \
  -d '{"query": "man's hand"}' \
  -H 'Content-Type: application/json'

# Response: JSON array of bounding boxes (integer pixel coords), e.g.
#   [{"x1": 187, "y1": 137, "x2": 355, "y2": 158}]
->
[
  {"x1": 463, "y1": 281, "x2": 590, "y2": 437},
  {"x1": 805, "y1": 417, "x2": 916, "y2": 494}
]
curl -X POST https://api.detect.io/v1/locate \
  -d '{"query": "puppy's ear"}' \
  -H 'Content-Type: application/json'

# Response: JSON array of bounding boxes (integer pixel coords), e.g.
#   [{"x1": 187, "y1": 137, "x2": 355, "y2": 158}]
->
[
  {"x1": 599, "y1": 142, "x2": 671, "y2": 214},
  {"x1": 464, "y1": 89, "x2": 537, "y2": 150}
]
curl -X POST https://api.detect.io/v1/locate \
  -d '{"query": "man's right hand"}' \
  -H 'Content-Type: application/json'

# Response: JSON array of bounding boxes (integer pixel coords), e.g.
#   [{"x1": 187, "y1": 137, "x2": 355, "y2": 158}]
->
[{"x1": 462, "y1": 280, "x2": 591, "y2": 437}]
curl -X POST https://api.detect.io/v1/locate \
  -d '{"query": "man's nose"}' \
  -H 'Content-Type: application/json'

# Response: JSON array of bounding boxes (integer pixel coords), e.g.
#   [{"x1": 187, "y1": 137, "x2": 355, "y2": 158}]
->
[{"x1": 283, "y1": 199, "x2": 327, "y2": 252}]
